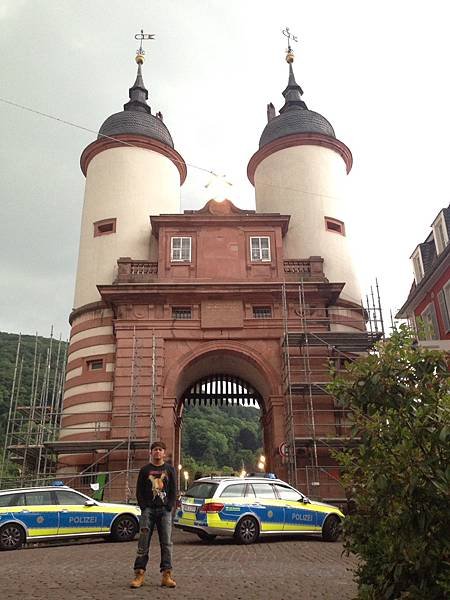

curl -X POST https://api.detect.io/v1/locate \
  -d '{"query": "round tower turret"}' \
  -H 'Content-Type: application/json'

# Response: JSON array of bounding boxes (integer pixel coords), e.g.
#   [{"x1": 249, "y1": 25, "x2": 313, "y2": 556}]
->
[
  {"x1": 73, "y1": 56, "x2": 186, "y2": 310},
  {"x1": 58, "y1": 50, "x2": 186, "y2": 465},
  {"x1": 247, "y1": 51, "x2": 360, "y2": 306}
]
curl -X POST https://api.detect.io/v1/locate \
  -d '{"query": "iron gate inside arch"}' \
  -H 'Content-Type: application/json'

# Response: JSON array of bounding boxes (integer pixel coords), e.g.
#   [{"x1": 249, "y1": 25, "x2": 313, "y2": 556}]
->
[{"x1": 182, "y1": 374, "x2": 262, "y2": 408}]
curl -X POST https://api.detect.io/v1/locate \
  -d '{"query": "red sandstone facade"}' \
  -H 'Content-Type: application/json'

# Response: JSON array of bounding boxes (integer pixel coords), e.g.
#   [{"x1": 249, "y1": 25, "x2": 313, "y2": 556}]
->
[{"x1": 59, "y1": 199, "x2": 366, "y2": 501}]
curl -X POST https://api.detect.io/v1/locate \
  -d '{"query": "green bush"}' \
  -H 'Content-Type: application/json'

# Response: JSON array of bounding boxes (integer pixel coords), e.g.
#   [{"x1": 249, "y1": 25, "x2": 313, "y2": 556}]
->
[{"x1": 329, "y1": 326, "x2": 450, "y2": 599}]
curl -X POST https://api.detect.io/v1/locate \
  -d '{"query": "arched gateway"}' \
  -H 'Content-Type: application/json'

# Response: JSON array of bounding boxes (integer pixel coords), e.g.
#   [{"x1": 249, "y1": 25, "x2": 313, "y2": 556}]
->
[{"x1": 166, "y1": 343, "x2": 281, "y2": 475}]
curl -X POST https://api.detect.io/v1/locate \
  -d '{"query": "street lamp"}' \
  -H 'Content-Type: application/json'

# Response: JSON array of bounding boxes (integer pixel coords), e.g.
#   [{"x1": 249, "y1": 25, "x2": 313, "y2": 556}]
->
[
  {"x1": 183, "y1": 470, "x2": 189, "y2": 491},
  {"x1": 178, "y1": 464, "x2": 182, "y2": 490}
]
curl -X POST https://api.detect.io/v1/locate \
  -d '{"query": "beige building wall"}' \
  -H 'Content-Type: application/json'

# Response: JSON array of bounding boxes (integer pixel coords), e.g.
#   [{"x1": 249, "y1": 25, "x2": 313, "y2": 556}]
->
[
  {"x1": 73, "y1": 146, "x2": 181, "y2": 309},
  {"x1": 254, "y1": 145, "x2": 361, "y2": 305}
]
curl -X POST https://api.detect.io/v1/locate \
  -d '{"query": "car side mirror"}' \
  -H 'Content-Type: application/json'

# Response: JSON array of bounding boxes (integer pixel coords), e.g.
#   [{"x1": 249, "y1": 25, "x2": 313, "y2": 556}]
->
[
  {"x1": 300, "y1": 497, "x2": 310, "y2": 504},
  {"x1": 85, "y1": 499, "x2": 96, "y2": 507}
]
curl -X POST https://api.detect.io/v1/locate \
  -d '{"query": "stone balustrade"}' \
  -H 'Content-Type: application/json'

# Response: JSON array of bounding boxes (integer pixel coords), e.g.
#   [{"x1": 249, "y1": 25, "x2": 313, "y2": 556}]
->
[
  {"x1": 115, "y1": 256, "x2": 325, "y2": 283},
  {"x1": 115, "y1": 258, "x2": 158, "y2": 283},
  {"x1": 283, "y1": 256, "x2": 325, "y2": 280}
]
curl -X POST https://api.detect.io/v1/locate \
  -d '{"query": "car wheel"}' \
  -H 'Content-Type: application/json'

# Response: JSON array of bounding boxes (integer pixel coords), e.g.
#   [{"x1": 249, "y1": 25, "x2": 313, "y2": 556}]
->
[
  {"x1": 196, "y1": 531, "x2": 216, "y2": 543},
  {"x1": 234, "y1": 516, "x2": 259, "y2": 545},
  {"x1": 111, "y1": 515, "x2": 139, "y2": 542},
  {"x1": 0, "y1": 523, "x2": 25, "y2": 551},
  {"x1": 322, "y1": 515, "x2": 341, "y2": 542}
]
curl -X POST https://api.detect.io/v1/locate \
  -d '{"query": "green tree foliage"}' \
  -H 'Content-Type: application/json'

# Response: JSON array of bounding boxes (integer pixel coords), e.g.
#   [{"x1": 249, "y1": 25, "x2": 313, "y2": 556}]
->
[
  {"x1": 329, "y1": 326, "x2": 450, "y2": 600},
  {"x1": 181, "y1": 404, "x2": 262, "y2": 475}
]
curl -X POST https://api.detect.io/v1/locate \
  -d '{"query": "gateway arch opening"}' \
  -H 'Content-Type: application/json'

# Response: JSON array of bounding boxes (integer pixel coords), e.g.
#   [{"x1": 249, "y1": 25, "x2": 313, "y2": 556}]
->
[{"x1": 179, "y1": 374, "x2": 265, "y2": 482}]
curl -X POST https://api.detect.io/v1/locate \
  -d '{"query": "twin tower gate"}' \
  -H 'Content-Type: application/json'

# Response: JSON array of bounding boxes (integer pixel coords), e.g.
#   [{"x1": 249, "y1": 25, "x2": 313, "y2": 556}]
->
[{"x1": 3, "y1": 281, "x2": 383, "y2": 504}]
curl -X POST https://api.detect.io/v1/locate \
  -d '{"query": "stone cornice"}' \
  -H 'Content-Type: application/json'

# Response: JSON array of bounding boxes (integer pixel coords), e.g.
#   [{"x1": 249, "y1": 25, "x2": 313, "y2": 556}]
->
[
  {"x1": 97, "y1": 280, "x2": 344, "y2": 304},
  {"x1": 150, "y1": 211, "x2": 291, "y2": 237},
  {"x1": 80, "y1": 134, "x2": 187, "y2": 184},
  {"x1": 247, "y1": 132, "x2": 353, "y2": 185},
  {"x1": 69, "y1": 300, "x2": 110, "y2": 325}
]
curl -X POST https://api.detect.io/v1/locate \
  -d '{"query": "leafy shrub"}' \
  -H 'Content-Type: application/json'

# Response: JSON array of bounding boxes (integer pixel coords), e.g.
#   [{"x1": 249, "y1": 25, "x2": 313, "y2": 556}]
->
[{"x1": 329, "y1": 326, "x2": 450, "y2": 599}]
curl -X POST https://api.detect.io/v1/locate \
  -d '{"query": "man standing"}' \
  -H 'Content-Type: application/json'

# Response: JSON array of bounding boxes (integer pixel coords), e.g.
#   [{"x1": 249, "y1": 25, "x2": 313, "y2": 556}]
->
[{"x1": 130, "y1": 441, "x2": 177, "y2": 588}]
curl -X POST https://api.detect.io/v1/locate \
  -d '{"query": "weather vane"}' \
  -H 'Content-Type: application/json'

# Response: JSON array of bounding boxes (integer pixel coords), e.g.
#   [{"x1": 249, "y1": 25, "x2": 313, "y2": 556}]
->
[
  {"x1": 134, "y1": 29, "x2": 155, "y2": 64},
  {"x1": 282, "y1": 27, "x2": 298, "y2": 52}
]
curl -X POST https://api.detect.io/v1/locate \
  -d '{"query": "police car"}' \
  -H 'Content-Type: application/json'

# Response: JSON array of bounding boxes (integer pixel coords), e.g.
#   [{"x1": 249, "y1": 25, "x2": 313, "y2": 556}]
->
[
  {"x1": 0, "y1": 484, "x2": 140, "y2": 550},
  {"x1": 174, "y1": 475, "x2": 343, "y2": 544}
]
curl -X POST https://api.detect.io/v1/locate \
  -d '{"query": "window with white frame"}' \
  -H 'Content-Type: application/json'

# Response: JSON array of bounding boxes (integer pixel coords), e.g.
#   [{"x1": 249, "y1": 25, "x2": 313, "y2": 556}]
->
[
  {"x1": 432, "y1": 212, "x2": 449, "y2": 255},
  {"x1": 419, "y1": 302, "x2": 439, "y2": 340},
  {"x1": 411, "y1": 248, "x2": 424, "y2": 284},
  {"x1": 171, "y1": 237, "x2": 191, "y2": 262},
  {"x1": 437, "y1": 281, "x2": 450, "y2": 333},
  {"x1": 250, "y1": 236, "x2": 271, "y2": 262}
]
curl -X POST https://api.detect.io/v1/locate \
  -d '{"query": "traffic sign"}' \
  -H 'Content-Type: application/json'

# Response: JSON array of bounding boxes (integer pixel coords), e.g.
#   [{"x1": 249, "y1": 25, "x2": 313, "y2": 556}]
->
[{"x1": 278, "y1": 442, "x2": 288, "y2": 457}]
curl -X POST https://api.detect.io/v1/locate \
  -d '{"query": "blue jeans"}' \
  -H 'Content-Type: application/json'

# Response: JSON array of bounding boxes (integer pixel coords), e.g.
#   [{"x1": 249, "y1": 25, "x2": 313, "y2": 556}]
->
[{"x1": 134, "y1": 507, "x2": 173, "y2": 572}]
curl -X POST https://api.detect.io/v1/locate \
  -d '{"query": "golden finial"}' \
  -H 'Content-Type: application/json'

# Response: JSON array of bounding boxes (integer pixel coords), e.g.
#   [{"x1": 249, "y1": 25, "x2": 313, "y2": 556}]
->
[
  {"x1": 286, "y1": 50, "x2": 295, "y2": 64},
  {"x1": 134, "y1": 29, "x2": 155, "y2": 65},
  {"x1": 282, "y1": 27, "x2": 298, "y2": 63}
]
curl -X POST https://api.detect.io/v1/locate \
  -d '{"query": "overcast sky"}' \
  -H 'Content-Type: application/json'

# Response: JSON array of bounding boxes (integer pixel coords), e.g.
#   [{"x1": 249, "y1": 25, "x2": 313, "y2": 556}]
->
[{"x1": 1, "y1": 1, "x2": 449, "y2": 339}]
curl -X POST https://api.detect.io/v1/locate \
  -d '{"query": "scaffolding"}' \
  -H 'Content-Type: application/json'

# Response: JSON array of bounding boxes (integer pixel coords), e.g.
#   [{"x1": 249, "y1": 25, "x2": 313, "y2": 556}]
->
[
  {"x1": 0, "y1": 330, "x2": 159, "y2": 501},
  {"x1": 281, "y1": 279, "x2": 384, "y2": 502},
  {"x1": 0, "y1": 330, "x2": 67, "y2": 487}
]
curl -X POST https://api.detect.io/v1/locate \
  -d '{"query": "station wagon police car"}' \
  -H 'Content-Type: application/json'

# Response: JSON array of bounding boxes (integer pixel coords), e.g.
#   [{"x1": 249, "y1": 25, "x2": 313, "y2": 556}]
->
[
  {"x1": 174, "y1": 475, "x2": 343, "y2": 544},
  {"x1": 0, "y1": 484, "x2": 140, "y2": 550}
]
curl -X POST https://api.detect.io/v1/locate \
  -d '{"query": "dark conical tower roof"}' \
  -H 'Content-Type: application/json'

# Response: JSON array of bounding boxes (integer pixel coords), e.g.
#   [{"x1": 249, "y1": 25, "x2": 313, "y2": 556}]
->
[
  {"x1": 259, "y1": 55, "x2": 335, "y2": 149},
  {"x1": 98, "y1": 61, "x2": 174, "y2": 148}
]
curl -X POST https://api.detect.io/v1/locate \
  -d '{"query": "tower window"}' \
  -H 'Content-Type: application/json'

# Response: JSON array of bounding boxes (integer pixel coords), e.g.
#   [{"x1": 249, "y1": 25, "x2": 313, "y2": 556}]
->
[
  {"x1": 171, "y1": 237, "x2": 191, "y2": 261},
  {"x1": 94, "y1": 218, "x2": 116, "y2": 237},
  {"x1": 324, "y1": 217, "x2": 345, "y2": 236},
  {"x1": 86, "y1": 358, "x2": 104, "y2": 371},
  {"x1": 253, "y1": 306, "x2": 272, "y2": 319},
  {"x1": 172, "y1": 307, "x2": 192, "y2": 320},
  {"x1": 250, "y1": 236, "x2": 271, "y2": 261}
]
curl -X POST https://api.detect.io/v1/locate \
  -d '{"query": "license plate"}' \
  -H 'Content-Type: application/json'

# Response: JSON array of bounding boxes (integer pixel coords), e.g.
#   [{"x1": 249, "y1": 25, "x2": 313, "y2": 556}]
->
[{"x1": 183, "y1": 504, "x2": 197, "y2": 513}]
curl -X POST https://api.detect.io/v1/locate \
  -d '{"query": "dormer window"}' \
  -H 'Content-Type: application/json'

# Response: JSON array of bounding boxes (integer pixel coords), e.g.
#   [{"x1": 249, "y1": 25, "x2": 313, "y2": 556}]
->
[
  {"x1": 411, "y1": 247, "x2": 424, "y2": 284},
  {"x1": 432, "y1": 211, "x2": 449, "y2": 255},
  {"x1": 171, "y1": 237, "x2": 191, "y2": 262}
]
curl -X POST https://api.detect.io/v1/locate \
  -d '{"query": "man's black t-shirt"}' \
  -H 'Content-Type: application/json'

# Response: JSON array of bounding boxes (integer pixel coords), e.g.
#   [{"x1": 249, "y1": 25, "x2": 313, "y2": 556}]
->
[{"x1": 136, "y1": 462, "x2": 177, "y2": 510}]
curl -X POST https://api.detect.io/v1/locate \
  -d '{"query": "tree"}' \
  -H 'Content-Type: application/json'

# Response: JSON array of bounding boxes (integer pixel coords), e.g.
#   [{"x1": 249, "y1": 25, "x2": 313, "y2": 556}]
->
[{"x1": 329, "y1": 326, "x2": 450, "y2": 600}]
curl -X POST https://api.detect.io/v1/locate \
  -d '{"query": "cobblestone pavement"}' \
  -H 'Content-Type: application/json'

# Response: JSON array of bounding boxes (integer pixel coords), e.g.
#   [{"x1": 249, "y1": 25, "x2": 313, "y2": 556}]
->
[{"x1": 0, "y1": 529, "x2": 357, "y2": 600}]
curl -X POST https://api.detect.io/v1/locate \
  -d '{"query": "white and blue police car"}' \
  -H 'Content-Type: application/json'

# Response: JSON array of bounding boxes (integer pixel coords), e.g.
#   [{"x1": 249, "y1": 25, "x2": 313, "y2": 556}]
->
[
  {"x1": 174, "y1": 474, "x2": 344, "y2": 544},
  {"x1": 0, "y1": 483, "x2": 140, "y2": 550}
]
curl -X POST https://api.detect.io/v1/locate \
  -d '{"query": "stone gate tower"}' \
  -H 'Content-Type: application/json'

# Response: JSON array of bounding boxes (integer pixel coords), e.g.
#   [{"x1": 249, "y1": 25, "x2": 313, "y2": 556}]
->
[{"x1": 54, "y1": 40, "x2": 374, "y2": 503}]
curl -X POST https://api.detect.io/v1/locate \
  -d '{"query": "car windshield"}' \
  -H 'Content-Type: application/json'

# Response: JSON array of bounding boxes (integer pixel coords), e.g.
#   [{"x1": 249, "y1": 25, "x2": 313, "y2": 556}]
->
[{"x1": 184, "y1": 482, "x2": 218, "y2": 499}]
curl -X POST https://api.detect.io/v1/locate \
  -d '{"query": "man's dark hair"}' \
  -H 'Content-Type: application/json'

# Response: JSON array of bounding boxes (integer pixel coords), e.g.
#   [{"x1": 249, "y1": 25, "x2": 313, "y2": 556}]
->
[{"x1": 150, "y1": 441, "x2": 166, "y2": 451}]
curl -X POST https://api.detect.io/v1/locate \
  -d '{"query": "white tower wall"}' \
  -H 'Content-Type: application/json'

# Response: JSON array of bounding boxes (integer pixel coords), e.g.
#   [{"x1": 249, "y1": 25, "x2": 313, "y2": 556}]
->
[
  {"x1": 254, "y1": 145, "x2": 361, "y2": 305},
  {"x1": 73, "y1": 146, "x2": 180, "y2": 309}
]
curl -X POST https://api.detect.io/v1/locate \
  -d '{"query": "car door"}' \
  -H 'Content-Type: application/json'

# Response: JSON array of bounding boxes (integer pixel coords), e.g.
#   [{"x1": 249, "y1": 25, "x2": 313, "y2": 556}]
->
[
  {"x1": 23, "y1": 491, "x2": 59, "y2": 539},
  {"x1": 246, "y1": 483, "x2": 285, "y2": 532},
  {"x1": 217, "y1": 482, "x2": 247, "y2": 527},
  {"x1": 273, "y1": 484, "x2": 318, "y2": 532},
  {"x1": 54, "y1": 489, "x2": 103, "y2": 535}
]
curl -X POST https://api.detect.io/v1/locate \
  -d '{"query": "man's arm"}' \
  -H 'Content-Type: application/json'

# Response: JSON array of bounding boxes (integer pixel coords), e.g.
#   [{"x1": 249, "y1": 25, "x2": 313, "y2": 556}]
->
[
  {"x1": 136, "y1": 466, "x2": 146, "y2": 509},
  {"x1": 166, "y1": 465, "x2": 177, "y2": 509}
]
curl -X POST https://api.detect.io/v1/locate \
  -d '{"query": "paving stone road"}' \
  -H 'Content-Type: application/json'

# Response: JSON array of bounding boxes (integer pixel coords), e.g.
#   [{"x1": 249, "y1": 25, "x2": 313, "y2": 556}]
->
[{"x1": 0, "y1": 529, "x2": 357, "y2": 600}]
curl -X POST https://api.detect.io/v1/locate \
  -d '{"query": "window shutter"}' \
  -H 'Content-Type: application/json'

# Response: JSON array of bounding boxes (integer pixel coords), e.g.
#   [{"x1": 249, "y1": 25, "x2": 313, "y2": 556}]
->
[{"x1": 438, "y1": 290, "x2": 450, "y2": 333}]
